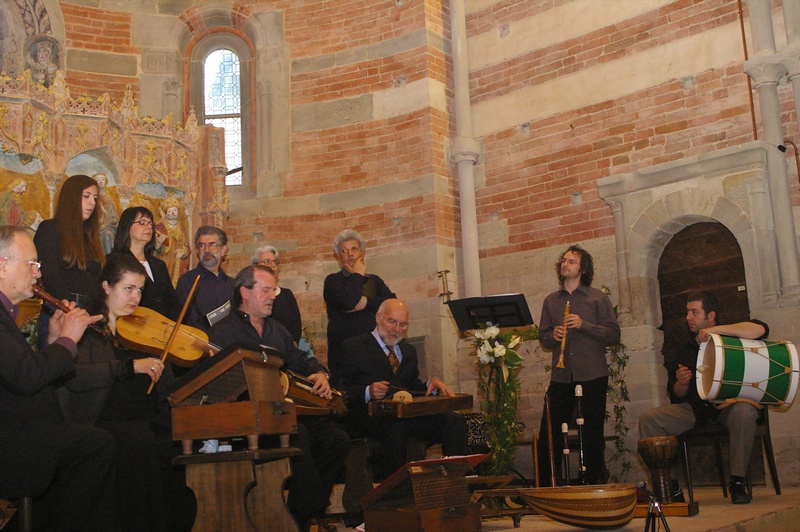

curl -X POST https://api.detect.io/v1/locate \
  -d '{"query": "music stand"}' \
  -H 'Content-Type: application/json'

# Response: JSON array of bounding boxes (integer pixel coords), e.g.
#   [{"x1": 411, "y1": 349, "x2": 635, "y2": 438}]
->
[{"x1": 447, "y1": 293, "x2": 534, "y2": 333}]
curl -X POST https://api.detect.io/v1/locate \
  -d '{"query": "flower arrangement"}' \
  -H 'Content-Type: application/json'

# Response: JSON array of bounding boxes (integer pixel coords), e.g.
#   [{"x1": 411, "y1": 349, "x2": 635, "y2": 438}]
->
[{"x1": 471, "y1": 325, "x2": 532, "y2": 475}]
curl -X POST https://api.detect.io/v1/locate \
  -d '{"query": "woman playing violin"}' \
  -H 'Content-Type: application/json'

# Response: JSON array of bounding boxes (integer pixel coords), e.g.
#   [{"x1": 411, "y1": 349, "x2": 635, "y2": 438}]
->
[{"x1": 58, "y1": 253, "x2": 194, "y2": 530}]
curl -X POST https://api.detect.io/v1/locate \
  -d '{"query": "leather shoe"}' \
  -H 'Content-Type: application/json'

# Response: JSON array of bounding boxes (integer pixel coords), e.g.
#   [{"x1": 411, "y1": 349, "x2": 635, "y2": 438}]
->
[{"x1": 729, "y1": 480, "x2": 750, "y2": 504}]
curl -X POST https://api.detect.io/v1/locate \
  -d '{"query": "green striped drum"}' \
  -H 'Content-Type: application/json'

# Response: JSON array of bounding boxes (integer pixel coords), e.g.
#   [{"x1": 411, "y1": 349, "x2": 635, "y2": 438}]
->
[{"x1": 697, "y1": 334, "x2": 799, "y2": 406}]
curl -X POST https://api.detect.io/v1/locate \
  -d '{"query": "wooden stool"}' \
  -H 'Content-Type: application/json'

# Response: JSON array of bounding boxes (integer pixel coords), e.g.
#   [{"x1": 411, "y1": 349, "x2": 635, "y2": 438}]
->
[{"x1": 174, "y1": 448, "x2": 301, "y2": 531}]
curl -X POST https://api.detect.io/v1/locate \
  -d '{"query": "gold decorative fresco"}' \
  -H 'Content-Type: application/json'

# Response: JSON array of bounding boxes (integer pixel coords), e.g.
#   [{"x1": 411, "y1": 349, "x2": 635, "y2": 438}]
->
[{"x1": 0, "y1": 69, "x2": 229, "y2": 271}]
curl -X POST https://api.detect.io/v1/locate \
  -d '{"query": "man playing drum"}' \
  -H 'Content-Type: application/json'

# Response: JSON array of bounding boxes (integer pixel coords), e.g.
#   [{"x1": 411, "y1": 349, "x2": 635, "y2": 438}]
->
[{"x1": 638, "y1": 291, "x2": 768, "y2": 504}]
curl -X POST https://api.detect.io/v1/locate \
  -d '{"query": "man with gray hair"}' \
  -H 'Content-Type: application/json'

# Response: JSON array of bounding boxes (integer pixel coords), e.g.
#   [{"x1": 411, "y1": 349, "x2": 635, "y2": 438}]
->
[
  {"x1": 0, "y1": 225, "x2": 114, "y2": 529},
  {"x1": 176, "y1": 225, "x2": 235, "y2": 332},
  {"x1": 324, "y1": 229, "x2": 396, "y2": 378}
]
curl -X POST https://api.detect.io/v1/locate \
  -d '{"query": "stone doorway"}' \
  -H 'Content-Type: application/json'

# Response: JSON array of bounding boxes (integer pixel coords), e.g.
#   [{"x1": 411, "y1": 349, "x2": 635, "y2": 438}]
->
[{"x1": 657, "y1": 221, "x2": 750, "y2": 368}]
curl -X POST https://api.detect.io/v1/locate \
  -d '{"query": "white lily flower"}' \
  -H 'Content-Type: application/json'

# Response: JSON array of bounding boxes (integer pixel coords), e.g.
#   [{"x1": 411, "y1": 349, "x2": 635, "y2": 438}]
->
[
  {"x1": 493, "y1": 342, "x2": 506, "y2": 357},
  {"x1": 485, "y1": 325, "x2": 500, "y2": 339},
  {"x1": 473, "y1": 329, "x2": 486, "y2": 340},
  {"x1": 478, "y1": 352, "x2": 495, "y2": 364}
]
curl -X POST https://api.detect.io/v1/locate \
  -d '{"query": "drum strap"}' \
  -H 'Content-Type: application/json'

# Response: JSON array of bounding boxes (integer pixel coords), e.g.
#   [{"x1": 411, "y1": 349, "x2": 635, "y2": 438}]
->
[{"x1": 714, "y1": 397, "x2": 764, "y2": 410}]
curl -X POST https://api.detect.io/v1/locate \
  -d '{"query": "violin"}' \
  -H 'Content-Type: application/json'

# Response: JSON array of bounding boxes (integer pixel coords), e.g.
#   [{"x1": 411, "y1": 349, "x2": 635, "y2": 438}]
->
[{"x1": 116, "y1": 306, "x2": 218, "y2": 366}]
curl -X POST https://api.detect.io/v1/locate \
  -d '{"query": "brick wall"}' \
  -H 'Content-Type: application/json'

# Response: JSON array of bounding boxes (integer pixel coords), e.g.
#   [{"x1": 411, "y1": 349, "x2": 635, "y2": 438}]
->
[{"x1": 61, "y1": 3, "x2": 139, "y2": 101}]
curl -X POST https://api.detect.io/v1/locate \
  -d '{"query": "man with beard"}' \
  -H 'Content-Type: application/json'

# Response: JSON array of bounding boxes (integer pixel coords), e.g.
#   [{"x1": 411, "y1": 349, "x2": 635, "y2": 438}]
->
[
  {"x1": 639, "y1": 291, "x2": 768, "y2": 504},
  {"x1": 176, "y1": 225, "x2": 235, "y2": 332},
  {"x1": 536, "y1": 244, "x2": 621, "y2": 486},
  {"x1": 337, "y1": 298, "x2": 468, "y2": 480},
  {"x1": 208, "y1": 265, "x2": 349, "y2": 532}
]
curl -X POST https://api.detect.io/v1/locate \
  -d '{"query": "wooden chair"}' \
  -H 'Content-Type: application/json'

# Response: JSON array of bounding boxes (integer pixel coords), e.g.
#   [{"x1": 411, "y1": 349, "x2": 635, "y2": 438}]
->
[{"x1": 678, "y1": 406, "x2": 780, "y2": 503}]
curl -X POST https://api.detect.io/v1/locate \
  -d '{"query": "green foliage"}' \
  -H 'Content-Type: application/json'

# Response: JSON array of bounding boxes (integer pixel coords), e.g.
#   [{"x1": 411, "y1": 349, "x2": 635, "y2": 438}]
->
[
  {"x1": 471, "y1": 324, "x2": 538, "y2": 476},
  {"x1": 19, "y1": 316, "x2": 39, "y2": 349},
  {"x1": 478, "y1": 364, "x2": 523, "y2": 475},
  {"x1": 601, "y1": 285, "x2": 633, "y2": 482}
]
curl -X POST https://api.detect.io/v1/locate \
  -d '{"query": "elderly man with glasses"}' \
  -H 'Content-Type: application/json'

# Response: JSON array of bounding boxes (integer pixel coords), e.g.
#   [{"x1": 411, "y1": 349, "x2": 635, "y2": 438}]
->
[
  {"x1": 0, "y1": 225, "x2": 115, "y2": 529},
  {"x1": 337, "y1": 298, "x2": 468, "y2": 481}
]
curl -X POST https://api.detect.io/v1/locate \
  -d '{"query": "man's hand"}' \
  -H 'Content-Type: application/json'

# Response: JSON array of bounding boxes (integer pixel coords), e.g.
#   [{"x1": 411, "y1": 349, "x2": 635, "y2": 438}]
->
[
  {"x1": 344, "y1": 257, "x2": 367, "y2": 276},
  {"x1": 306, "y1": 372, "x2": 333, "y2": 400},
  {"x1": 369, "y1": 380, "x2": 390, "y2": 401},
  {"x1": 564, "y1": 313, "x2": 583, "y2": 330},
  {"x1": 347, "y1": 295, "x2": 368, "y2": 313},
  {"x1": 673, "y1": 364, "x2": 692, "y2": 398},
  {"x1": 426, "y1": 377, "x2": 456, "y2": 397},
  {"x1": 47, "y1": 300, "x2": 104, "y2": 345}
]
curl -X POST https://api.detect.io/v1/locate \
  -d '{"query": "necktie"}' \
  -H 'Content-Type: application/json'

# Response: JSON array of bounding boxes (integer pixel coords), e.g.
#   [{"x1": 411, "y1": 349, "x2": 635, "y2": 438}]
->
[{"x1": 387, "y1": 345, "x2": 400, "y2": 374}]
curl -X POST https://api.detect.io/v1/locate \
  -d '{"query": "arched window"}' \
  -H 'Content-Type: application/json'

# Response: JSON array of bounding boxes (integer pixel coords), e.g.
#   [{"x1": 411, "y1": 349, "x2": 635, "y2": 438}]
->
[
  {"x1": 190, "y1": 34, "x2": 253, "y2": 189},
  {"x1": 205, "y1": 49, "x2": 242, "y2": 186}
]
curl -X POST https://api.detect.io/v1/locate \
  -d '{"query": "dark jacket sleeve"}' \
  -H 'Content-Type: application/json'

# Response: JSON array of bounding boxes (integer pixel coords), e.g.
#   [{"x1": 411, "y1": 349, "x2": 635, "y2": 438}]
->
[
  {"x1": 0, "y1": 310, "x2": 75, "y2": 396},
  {"x1": 65, "y1": 333, "x2": 133, "y2": 393}
]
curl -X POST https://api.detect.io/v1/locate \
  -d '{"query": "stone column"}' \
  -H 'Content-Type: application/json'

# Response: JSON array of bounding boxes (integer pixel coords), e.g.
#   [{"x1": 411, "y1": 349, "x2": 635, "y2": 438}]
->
[
  {"x1": 746, "y1": 0, "x2": 777, "y2": 54},
  {"x1": 783, "y1": 0, "x2": 800, "y2": 45},
  {"x1": 449, "y1": 0, "x2": 482, "y2": 297},
  {"x1": 744, "y1": 59, "x2": 800, "y2": 297}
]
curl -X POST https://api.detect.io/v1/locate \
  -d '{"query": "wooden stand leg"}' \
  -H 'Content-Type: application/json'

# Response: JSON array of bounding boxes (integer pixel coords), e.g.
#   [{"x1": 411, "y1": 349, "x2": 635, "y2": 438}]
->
[{"x1": 249, "y1": 459, "x2": 299, "y2": 531}]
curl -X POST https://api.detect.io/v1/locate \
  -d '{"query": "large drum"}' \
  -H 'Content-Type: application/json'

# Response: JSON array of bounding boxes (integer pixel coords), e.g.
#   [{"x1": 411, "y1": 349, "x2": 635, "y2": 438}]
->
[{"x1": 697, "y1": 334, "x2": 799, "y2": 407}]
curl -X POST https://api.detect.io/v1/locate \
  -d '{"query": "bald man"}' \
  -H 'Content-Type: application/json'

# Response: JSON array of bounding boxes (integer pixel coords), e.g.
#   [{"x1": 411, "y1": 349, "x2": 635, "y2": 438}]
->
[{"x1": 337, "y1": 298, "x2": 468, "y2": 480}]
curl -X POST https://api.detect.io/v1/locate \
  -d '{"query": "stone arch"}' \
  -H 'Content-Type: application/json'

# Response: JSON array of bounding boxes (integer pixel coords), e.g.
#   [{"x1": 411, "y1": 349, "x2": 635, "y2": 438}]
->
[{"x1": 627, "y1": 190, "x2": 759, "y2": 330}]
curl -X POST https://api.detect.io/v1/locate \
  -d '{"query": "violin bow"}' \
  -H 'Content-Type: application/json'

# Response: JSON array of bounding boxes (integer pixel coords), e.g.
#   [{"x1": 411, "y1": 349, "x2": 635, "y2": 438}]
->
[{"x1": 147, "y1": 273, "x2": 201, "y2": 394}]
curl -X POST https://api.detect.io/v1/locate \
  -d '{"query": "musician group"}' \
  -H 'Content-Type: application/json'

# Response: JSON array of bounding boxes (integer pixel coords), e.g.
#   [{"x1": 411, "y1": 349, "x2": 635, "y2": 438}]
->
[{"x1": 0, "y1": 175, "x2": 776, "y2": 530}]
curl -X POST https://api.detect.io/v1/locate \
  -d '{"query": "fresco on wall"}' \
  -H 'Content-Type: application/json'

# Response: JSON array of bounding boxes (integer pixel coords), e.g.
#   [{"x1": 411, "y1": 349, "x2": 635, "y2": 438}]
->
[
  {"x1": 0, "y1": 62, "x2": 228, "y2": 275},
  {"x1": 0, "y1": 167, "x2": 44, "y2": 230},
  {"x1": 25, "y1": 36, "x2": 58, "y2": 88}
]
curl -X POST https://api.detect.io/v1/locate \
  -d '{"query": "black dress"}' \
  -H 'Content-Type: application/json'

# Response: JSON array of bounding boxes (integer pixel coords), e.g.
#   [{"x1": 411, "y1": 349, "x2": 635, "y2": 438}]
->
[{"x1": 61, "y1": 333, "x2": 194, "y2": 531}]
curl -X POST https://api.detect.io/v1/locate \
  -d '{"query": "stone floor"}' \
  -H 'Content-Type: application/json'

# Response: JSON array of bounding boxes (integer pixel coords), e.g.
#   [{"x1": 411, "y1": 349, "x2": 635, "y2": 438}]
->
[{"x1": 332, "y1": 485, "x2": 800, "y2": 531}]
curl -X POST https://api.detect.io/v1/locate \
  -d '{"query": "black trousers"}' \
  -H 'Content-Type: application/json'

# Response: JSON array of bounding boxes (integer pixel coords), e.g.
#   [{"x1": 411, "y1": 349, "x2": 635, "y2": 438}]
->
[
  {"x1": 537, "y1": 376, "x2": 608, "y2": 486},
  {"x1": 33, "y1": 423, "x2": 115, "y2": 531},
  {"x1": 284, "y1": 417, "x2": 351, "y2": 525},
  {"x1": 371, "y1": 412, "x2": 469, "y2": 480}
]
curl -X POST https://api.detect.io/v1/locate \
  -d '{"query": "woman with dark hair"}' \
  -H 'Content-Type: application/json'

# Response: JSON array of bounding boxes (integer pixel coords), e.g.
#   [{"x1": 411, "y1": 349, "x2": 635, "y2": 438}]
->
[
  {"x1": 34, "y1": 174, "x2": 106, "y2": 309},
  {"x1": 59, "y1": 253, "x2": 193, "y2": 531},
  {"x1": 111, "y1": 206, "x2": 181, "y2": 320}
]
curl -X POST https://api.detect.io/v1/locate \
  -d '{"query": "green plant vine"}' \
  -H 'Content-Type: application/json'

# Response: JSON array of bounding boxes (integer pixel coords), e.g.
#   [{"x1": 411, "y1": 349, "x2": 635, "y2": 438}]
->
[{"x1": 602, "y1": 286, "x2": 632, "y2": 482}]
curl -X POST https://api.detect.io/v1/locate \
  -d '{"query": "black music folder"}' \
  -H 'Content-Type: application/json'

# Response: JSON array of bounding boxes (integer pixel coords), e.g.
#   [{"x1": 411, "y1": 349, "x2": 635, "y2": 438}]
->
[{"x1": 447, "y1": 293, "x2": 534, "y2": 332}]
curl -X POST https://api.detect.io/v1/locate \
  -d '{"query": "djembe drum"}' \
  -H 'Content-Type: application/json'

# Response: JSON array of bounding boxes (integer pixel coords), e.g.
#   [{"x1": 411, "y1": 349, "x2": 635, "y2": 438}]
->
[{"x1": 637, "y1": 436, "x2": 679, "y2": 503}]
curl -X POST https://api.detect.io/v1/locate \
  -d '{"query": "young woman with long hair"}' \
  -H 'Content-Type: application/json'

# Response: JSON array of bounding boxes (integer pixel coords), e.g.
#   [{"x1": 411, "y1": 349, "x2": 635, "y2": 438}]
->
[{"x1": 34, "y1": 174, "x2": 106, "y2": 309}]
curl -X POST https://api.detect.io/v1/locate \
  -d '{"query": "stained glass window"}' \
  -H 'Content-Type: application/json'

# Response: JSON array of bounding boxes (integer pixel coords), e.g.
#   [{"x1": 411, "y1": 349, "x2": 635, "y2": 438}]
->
[{"x1": 205, "y1": 49, "x2": 242, "y2": 186}]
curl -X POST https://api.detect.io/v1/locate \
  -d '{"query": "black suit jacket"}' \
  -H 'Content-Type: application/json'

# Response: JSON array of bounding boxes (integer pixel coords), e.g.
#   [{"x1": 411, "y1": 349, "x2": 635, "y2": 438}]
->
[
  {"x1": 338, "y1": 332, "x2": 426, "y2": 433},
  {"x1": 0, "y1": 302, "x2": 75, "y2": 497}
]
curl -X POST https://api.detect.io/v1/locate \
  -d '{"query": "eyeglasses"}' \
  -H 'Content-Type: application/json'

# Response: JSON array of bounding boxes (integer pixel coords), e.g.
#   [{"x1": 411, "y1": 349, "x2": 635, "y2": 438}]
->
[
  {"x1": 197, "y1": 242, "x2": 219, "y2": 251},
  {"x1": 560, "y1": 258, "x2": 579, "y2": 266},
  {"x1": 258, "y1": 258, "x2": 279, "y2": 266},
  {"x1": 133, "y1": 219, "x2": 154, "y2": 227},
  {"x1": 381, "y1": 315, "x2": 409, "y2": 330},
  {"x1": 3, "y1": 257, "x2": 41, "y2": 271}
]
